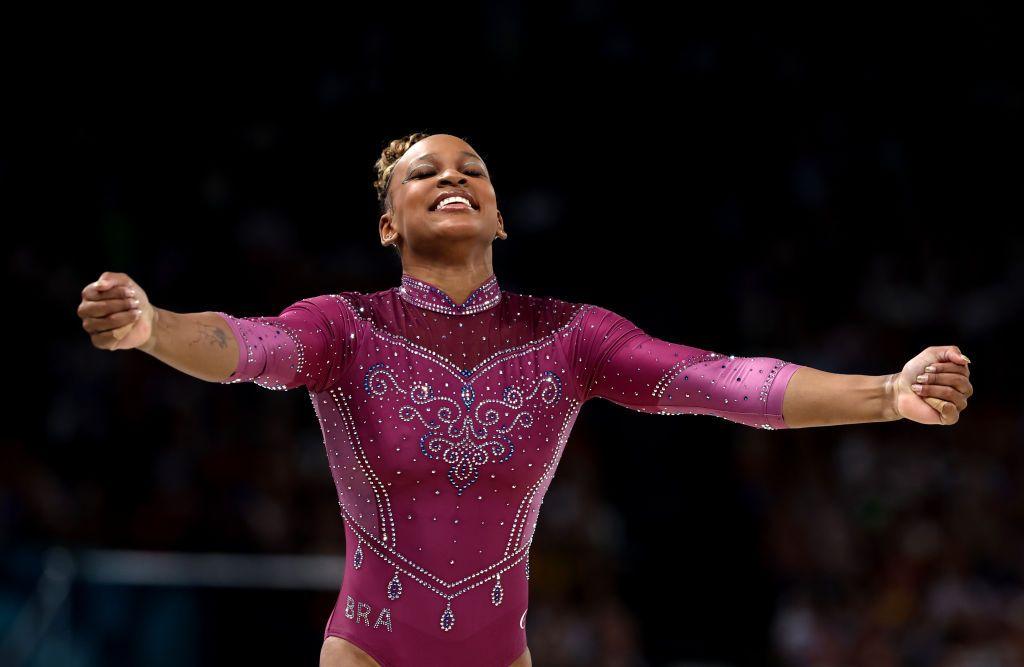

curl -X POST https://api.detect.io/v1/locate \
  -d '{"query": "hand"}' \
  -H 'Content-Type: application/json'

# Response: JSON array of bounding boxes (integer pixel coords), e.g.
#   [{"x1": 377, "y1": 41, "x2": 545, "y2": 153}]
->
[
  {"x1": 78, "y1": 271, "x2": 156, "y2": 351},
  {"x1": 890, "y1": 346, "x2": 973, "y2": 425}
]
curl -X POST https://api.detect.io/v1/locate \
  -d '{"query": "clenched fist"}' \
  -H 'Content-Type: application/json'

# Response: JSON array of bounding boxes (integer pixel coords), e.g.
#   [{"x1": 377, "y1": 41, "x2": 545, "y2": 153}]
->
[
  {"x1": 78, "y1": 271, "x2": 156, "y2": 351},
  {"x1": 891, "y1": 346, "x2": 973, "y2": 426}
]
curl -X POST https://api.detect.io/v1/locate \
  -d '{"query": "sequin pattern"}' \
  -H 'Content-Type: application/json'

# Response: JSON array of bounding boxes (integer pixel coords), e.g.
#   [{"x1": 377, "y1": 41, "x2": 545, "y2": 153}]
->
[
  {"x1": 215, "y1": 271, "x2": 802, "y2": 666},
  {"x1": 571, "y1": 304, "x2": 801, "y2": 430},
  {"x1": 363, "y1": 361, "x2": 563, "y2": 495}
]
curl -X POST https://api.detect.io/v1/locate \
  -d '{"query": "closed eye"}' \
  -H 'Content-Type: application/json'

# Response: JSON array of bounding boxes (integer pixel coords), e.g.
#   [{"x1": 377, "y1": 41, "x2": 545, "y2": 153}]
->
[{"x1": 413, "y1": 169, "x2": 485, "y2": 179}]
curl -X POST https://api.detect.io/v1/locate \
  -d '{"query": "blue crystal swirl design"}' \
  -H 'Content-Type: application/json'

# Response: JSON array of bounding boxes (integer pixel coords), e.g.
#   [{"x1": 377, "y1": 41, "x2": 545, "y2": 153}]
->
[{"x1": 364, "y1": 363, "x2": 563, "y2": 494}]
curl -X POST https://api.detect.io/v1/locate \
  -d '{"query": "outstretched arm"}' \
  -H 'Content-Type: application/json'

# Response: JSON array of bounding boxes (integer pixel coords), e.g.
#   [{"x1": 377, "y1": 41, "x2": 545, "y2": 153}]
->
[
  {"x1": 79, "y1": 271, "x2": 240, "y2": 382},
  {"x1": 780, "y1": 366, "x2": 899, "y2": 428},
  {"x1": 142, "y1": 299, "x2": 346, "y2": 391},
  {"x1": 77, "y1": 271, "x2": 356, "y2": 392},
  {"x1": 209, "y1": 295, "x2": 360, "y2": 392},
  {"x1": 570, "y1": 304, "x2": 803, "y2": 429},
  {"x1": 783, "y1": 346, "x2": 973, "y2": 428},
  {"x1": 569, "y1": 305, "x2": 973, "y2": 429}
]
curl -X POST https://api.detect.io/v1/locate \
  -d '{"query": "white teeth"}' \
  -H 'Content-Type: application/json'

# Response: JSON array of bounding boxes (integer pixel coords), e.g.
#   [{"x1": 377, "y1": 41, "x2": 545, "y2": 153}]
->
[{"x1": 435, "y1": 196, "x2": 473, "y2": 210}]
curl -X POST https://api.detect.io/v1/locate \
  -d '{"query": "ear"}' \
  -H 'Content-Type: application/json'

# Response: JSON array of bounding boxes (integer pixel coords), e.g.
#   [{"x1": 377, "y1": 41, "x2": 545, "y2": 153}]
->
[
  {"x1": 495, "y1": 210, "x2": 507, "y2": 239},
  {"x1": 379, "y1": 210, "x2": 397, "y2": 246}
]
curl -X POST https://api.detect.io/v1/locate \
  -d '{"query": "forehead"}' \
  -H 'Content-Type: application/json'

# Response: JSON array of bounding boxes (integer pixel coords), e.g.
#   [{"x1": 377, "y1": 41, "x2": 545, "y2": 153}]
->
[{"x1": 399, "y1": 135, "x2": 482, "y2": 167}]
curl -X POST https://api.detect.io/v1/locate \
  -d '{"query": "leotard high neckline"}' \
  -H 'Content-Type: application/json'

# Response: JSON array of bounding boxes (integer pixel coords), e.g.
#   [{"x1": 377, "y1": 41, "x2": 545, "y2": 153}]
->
[{"x1": 397, "y1": 271, "x2": 501, "y2": 315}]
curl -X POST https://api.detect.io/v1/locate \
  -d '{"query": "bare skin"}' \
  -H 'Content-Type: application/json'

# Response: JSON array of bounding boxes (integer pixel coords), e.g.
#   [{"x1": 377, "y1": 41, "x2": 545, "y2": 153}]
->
[
  {"x1": 319, "y1": 636, "x2": 532, "y2": 666},
  {"x1": 378, "y1": 133, "x2": 507, "y2": 305}
]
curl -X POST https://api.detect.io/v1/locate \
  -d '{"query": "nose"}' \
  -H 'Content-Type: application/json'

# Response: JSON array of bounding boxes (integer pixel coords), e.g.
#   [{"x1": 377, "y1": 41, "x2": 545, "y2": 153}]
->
[{"x1": 437, "y1": 167, "x2": 468, "y2": 186}]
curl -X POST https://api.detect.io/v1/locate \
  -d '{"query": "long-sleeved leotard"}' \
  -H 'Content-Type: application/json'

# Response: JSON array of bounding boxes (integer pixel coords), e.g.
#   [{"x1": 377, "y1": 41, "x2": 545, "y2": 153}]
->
[{"x1": 214, "y1": 272, "x2": 802, "y2": 667}]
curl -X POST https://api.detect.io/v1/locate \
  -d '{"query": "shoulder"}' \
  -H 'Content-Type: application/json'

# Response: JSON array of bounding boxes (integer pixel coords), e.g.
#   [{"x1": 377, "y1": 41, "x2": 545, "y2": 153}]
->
[
  {"x1": 557, "y1": 300, "x2": 644, "y2": 337},
  {"x1": 294, "y1": 288, "x2": 391, "y2": 320},
  {"x1": 502, "y1": 288, "x2": 625, "y2": 320},
  {"x1": 496, "y1": 290, "x2": 592, "y2": 333},
  {"x1": 500, "y1": 289, "x2": 588, "y2": 317},
  {"x1": 276, "y1": 290, "x2": 388, "y2": 334}
]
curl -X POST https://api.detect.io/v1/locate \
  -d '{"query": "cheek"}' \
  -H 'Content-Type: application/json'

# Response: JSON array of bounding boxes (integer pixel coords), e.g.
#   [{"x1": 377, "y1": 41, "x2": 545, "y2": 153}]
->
[
  {"x1": 478, "y1": 188, "x2": 498, "y2": 208},
  {"x1": 403, "y1": 183, "x2": 434, "y2": 209}
]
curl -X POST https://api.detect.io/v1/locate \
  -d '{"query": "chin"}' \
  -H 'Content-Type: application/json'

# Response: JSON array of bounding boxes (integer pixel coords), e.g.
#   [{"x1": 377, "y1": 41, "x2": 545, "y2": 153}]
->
[
  {"x1": 429, "y1": 216, "x2": 487, "y2": 231},
  {"x1": 424, "y1": 219, "x2": 491, "y2": 243}
]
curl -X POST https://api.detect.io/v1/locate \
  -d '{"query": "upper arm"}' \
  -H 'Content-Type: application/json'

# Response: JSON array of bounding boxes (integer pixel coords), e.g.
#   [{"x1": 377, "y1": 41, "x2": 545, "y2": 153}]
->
[
  {"x1": 214, "y1": 294, "x2": 360, "y2": 392},
  {"x1": 570, "y1": 304, "x2": 802, "y2": 429}
]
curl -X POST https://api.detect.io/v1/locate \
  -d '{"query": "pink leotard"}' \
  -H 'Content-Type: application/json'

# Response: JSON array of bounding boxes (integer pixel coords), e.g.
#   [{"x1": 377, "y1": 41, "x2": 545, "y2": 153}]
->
[{"x1": 214, "y1": 271, "x2": 802, "y2": 667}]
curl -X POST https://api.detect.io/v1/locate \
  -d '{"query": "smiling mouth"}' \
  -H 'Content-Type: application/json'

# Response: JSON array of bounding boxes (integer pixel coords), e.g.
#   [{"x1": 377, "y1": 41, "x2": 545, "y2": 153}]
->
[
  {"x1": 430, "y1": 202, "x2": 476, "y2": 213},
  {"x1": 429, "y1": 192, "x2": 479, "y2": 212}
]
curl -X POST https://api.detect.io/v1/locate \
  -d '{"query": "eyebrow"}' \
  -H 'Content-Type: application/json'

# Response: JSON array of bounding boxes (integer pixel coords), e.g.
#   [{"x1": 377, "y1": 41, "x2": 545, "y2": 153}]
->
[{"x1": 407, "y1": 151, "x2": 484, "y2": 168}]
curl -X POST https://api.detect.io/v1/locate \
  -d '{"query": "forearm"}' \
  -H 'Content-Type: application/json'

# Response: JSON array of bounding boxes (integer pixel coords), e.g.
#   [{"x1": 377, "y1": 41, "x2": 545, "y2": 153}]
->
[
  {"x1": 781, "y1": 366, "x2": 901, "y2": 428},
  {"x1": 137, "y1": 307, "x2": 238, "y2": 382}
]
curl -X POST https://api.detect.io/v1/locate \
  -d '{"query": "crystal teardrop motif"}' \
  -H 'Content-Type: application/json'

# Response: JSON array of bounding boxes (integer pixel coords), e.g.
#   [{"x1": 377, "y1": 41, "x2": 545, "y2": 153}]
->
[
  {"x1": 352, "y1": 540, "x2": 364, "y2": 570},
  {"x1": 440, "y1": 600, "x2": 455, "y2": 632},
  {"x1": 387, "y1": 570, "x2": 403, "y2": 600},
  {"x1": 491, "y1": 574, "x2": 504, "y2": 606},
  {"x1": 460, "y1": 383, "x2": 475, "y2": 408}
]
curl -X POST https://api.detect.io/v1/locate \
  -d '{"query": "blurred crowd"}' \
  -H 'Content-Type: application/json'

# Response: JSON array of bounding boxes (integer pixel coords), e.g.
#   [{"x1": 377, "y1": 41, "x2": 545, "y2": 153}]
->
[{"x1": 749, "y1": 408, "x2": 1024, "y2": 666}]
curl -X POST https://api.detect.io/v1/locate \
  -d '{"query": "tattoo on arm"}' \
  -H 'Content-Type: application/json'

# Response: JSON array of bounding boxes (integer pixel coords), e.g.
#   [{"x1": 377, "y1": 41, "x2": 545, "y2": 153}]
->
[{"x1": 190, "y1": 323, "x2": 228, "y2": 349}]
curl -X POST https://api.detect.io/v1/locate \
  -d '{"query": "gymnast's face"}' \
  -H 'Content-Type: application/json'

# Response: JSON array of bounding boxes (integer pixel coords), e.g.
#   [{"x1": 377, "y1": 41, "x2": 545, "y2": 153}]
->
[{"x1": 380, "y1": 134, "x2": 504, "y2": 259}]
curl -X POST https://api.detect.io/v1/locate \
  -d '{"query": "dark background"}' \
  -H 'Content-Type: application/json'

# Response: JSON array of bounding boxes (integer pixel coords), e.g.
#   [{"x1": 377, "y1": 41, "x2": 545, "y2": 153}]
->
[{"x1": 4, "y1": 6, "x2": 1022, "y2": 666}]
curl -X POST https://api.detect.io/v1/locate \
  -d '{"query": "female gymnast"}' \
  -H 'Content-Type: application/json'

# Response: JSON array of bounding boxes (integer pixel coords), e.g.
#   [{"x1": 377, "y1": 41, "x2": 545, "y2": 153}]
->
[{"x1": 77, "y1": 132, "x2": 973, "y2": 666}]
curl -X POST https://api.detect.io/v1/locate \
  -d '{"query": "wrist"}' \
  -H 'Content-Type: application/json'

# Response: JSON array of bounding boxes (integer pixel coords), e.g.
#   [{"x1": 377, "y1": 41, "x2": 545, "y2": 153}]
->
[
  {"x1": 138, "y1": 306, "x2": 161, "y2": 354},
  {"x1": 881, "y1": 372, "x2": 903, "y2": 422}
]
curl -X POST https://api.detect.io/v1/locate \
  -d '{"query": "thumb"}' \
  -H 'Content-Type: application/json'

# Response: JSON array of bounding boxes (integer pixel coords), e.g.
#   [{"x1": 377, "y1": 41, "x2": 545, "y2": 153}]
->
[
  {"x1": 111, "y1": 321, "x2": 136, "y2": 342},
  {"x1": 924, "y1": 397, "x2": 957, "y2": 424},
  {"x1": 939, "y1": 347, "x2": 971, "y2": 365}
]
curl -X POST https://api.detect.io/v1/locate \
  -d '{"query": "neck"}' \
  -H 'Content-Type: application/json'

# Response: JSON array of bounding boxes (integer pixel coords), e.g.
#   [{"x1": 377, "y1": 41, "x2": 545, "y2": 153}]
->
[{"x1": 401, "y1": 259, "x2": 496, "y2": 306}]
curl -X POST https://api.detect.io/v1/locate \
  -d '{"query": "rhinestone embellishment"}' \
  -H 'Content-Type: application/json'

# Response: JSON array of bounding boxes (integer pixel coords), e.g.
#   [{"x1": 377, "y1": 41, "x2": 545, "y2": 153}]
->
[
  {"x1": 387, "y1": 570, "x2": 403, "y2": 600},
  {"x1": 352, "y1": 539, "x2": 364, "y2": 570},
  {"x1": 440, "y1": 600, "x2": 455, "y2": 632},
  {"x1": 398, "y1": 272, "x2": 501, "y2": 316},
  {"x1": 363, "y1": 363, "x2": 564, "y2": 494}
]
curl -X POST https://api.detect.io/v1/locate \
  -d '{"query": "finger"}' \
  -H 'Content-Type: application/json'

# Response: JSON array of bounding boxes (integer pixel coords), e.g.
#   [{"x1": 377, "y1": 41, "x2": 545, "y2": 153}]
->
[
  {"x1": 917, "y1": 372, "x2": 973, "y2": 396},
  {"x1": 913, "y1": 383, "x2": 967, "y2": 411},
  {"x1": 83, "y1": 281, "x2": 137, "y2": 302},
  {"x1": 78, "y1": 296, "x2": 139, "y2": 319},
  {"x1": 90, "y1": 330, "x2": 117, "y2": 349},
  {"x1": 924, "y1": 397, "x2": 960, "y2": 424},
  {"x1": 82, "y1": 308, "x2": 141, "y2": 333},
  {"x1": 923, "y1": 362, "x2": 969, "y2": 378},
  {"x1": 83, "y1": 271, "x2": 135, "y2": 294},
  {"x1": 937, "y1": 347, "x2": 970, "y2": 367},
  {"x1": 93, "y1": 275, "x2": 121, "y2": 292},
  {"x1": 82, "y1": 308, "x2": 140, "y2": 334}
]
